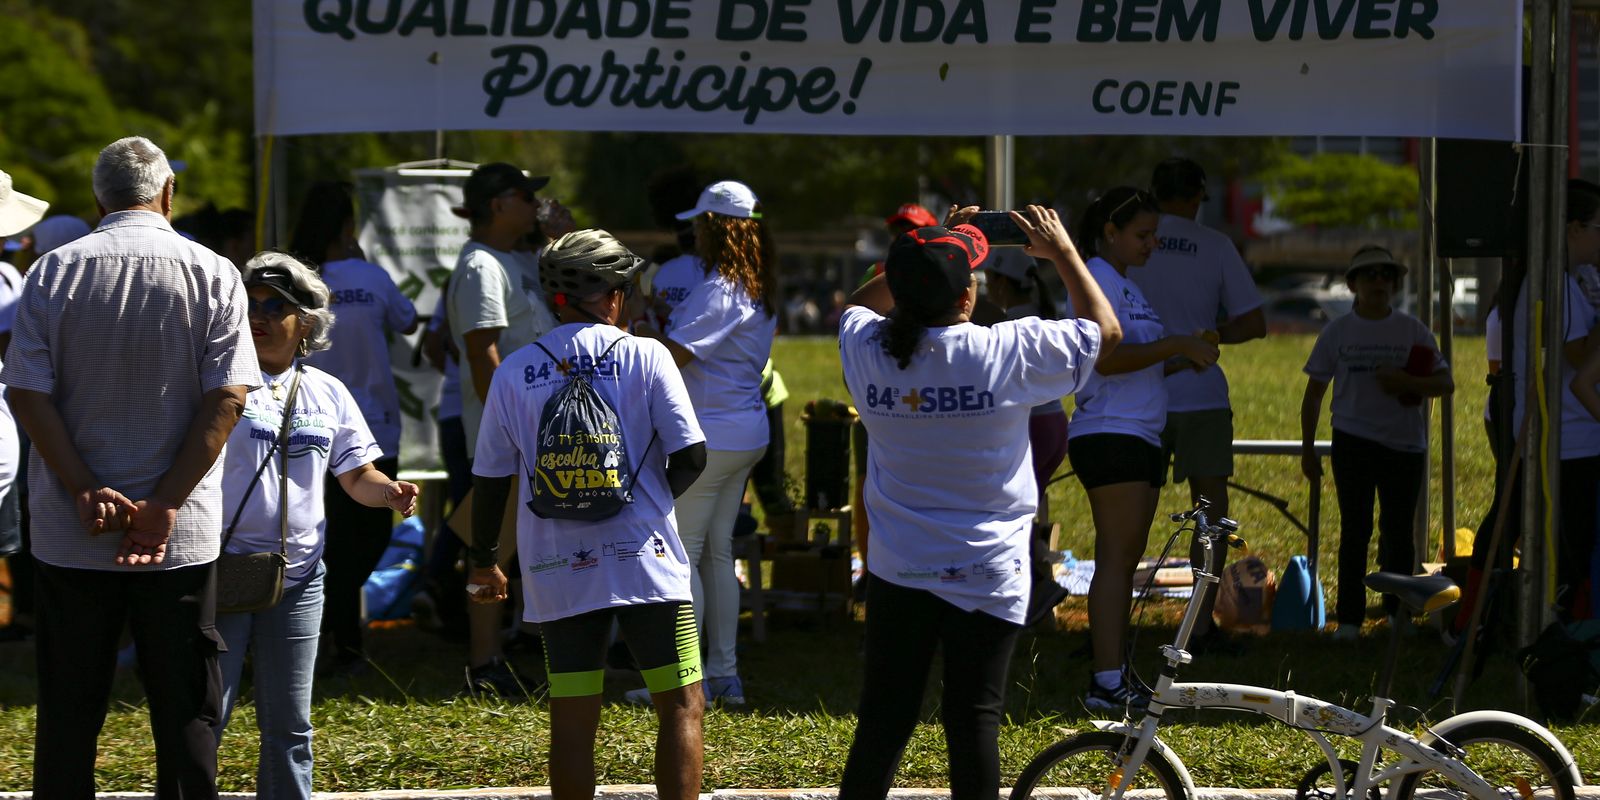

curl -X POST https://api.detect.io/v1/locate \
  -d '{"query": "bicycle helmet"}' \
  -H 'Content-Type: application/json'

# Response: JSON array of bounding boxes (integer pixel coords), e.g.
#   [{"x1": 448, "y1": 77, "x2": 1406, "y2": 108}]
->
[{"x1": 540, "y1": 228, "x2": 646, "y2": 301}]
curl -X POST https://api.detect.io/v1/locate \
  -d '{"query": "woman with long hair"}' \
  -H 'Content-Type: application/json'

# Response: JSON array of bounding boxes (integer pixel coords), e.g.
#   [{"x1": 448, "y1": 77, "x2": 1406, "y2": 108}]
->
[
  {"x1": 837, "y1": 206, "x2": 1118, "y2": 800},
  {"x1": 1067, "y1": 186, "x2": 1218, "y2": 710},
  {"x1": 635, "y1": 180, "x2": 776, "y2": 704},
  {"x1": 288, "y1": 181, "x2": 419, "y2": 673},
  {"x1": 214, "y1": 252, "x2": 418, "y2": 799}
]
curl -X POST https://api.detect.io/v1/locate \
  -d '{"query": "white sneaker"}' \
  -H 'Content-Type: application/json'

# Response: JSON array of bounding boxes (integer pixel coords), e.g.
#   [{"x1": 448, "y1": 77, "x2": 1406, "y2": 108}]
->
[
  {"x1": 1330, "y1": 624, "x2": 1360, "y2": 641},
  {"x1": 621, "y1": 686, "x2": 653, "y2": 705}
]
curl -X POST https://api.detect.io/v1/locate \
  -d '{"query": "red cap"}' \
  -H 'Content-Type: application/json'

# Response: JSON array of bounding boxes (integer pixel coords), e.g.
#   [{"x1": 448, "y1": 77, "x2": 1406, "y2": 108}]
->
[{"x1": 886, "y1": 203, "x2": 939, "y2": 230}]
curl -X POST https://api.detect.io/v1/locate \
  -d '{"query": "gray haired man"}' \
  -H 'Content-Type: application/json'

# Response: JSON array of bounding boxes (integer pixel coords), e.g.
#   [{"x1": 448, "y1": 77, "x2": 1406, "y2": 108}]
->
[{"x1": 3, "y1": 136, "x2": 258, "y2": 798}]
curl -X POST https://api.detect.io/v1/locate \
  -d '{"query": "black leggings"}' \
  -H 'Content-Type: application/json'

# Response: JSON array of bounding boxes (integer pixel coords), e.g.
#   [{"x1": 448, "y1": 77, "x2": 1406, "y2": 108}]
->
[
  {"x1": 839, "y1": 576, "x2": 1021, "y2": 800},
  {"x1": 1468, "y1": 451, "x2": 1600, "y2": 615},
  {"x1": 322, "y1": 456, "x2": 400, "y2": 659},
  {"x1": 1330, "y1": 430, "x2": 1424, "y2": 625}
]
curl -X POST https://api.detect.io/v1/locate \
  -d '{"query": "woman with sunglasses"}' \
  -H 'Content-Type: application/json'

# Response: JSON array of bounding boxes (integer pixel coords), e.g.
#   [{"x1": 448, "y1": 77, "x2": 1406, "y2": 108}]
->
[
  {"x1": 635, "y1": 180, "x2": 776, "y2": 705},
  {"x1": 1067, "y1": 187, "x2": 1218, "y2": 711},
  {"x1": 214, "y1": 252, "x2": 419, "y2": 800},
  {"x1": 1300, "y1": 246, "x2": 1451, "y2": 640}
]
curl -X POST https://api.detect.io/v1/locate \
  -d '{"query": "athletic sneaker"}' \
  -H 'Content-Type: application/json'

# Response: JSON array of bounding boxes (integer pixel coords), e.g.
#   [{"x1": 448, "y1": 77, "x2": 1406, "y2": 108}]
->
[
  {"x1": 1083, "y1": 678, "x2": 1150, "y2": 713},
  {"x1": 622, "y1": 675, "x2": 746, "y2": 707},
  {"x1": 463, "y1": 657, "x2": 535, "y2": 699},
  {"x1": 704, "y1": 675, "x2": 746, "y2": 707}
]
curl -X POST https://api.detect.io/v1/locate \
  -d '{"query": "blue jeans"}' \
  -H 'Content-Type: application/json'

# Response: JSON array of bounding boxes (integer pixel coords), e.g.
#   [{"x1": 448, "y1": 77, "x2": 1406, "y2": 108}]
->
[{"x1": 214, "y1": 561, "x2": 324, "y2": 800}]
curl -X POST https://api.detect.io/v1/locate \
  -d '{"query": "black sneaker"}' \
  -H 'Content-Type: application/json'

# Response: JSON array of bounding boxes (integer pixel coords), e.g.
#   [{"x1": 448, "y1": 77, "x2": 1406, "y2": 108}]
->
[
  {"x1": 1083, "y1": 678, "x2": 1150, "y2": 713},
  {"x1": 463, "y1": 658, "x2": 537, "y2": 699}
]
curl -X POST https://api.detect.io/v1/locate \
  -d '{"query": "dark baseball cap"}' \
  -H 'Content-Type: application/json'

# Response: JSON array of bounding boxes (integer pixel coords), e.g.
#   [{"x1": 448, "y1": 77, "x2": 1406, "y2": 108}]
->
[
  {"x1": 1151, "y1": 157, "x2": 1208, "y2": 202},
  {"x1": 457, "y1": 163, "x2": 549, "y2": 217},
  {"x1": 885, "y1": 225, "x2": 990, "y2": 314},
  {"x1": 246, "y1": 264, "x2": 321, "y2": 309}
]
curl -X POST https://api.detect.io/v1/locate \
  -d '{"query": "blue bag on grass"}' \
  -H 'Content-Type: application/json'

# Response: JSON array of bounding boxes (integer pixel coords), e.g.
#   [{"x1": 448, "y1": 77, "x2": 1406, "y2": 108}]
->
[
  {"x1": 363, "y1": 517, "x2": 426, "y2": 622},
  {"x1": 1271, "y1": 555, "x2": 1325, "y2": 631}
]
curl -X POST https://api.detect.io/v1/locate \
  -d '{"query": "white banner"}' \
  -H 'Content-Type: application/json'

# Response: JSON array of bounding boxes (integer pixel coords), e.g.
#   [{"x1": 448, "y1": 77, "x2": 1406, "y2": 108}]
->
[
  {"x1": 353, "y1": 169, "x2": 472, "y2": 474},
  {"x1": 255, "y1": 0, "x2": 1521, "y2": 140}
]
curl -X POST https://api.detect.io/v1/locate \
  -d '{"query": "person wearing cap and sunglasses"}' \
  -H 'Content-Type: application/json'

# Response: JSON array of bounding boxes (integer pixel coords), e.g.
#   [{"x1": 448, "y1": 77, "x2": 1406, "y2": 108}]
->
[
  {"x1": 1068, "y1": 186, "x2": 1219, "y2": 711},
  {"x1": 1300, "y1": 246, "x2": 1451, "y2": 640},
  {"x1": 467, "y1": 230, "x2": 708, "y2": 800},
  {"x1": 837, "y1": 206, "x2": 1120, "y2": 800},
  {"x1": 444, "y1": 161, "x2": 560, "y2": 695},
  {"x1": 213, "y1": 252, "x2": 419, "y2": 800},
  {"x1": 634, "y1": 179, "x2": 777, "y2": 705}
]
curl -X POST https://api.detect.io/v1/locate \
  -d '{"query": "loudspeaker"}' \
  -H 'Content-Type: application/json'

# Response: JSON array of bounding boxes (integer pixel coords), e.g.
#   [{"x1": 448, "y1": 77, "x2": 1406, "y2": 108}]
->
[{"x1": 1436, "y1": 139, "x2": 1527, "y2": 258}]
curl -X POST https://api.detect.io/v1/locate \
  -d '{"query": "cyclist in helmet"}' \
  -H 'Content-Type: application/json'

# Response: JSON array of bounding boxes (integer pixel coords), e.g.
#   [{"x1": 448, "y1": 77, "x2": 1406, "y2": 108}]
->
[{"x1": 468, "y1": 229, "x2": 709, "y2": 800}]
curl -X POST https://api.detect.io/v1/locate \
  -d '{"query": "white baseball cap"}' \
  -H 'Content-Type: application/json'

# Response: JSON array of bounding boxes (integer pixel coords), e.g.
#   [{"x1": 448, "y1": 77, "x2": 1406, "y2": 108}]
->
[
  {"x1": 0, "y1": 170, "x2": 49, "y2": 238},
  {"x1": 675, "y1": 180, "x2": 762, "y2": 220}
]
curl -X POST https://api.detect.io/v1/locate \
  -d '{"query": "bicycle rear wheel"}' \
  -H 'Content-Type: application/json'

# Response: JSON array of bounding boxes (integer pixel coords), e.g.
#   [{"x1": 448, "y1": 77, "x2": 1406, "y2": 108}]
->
[
  {"x1": 1391, "y1": 720, "x2": 1576, "y2": 800},
  {"x1": 1010, "y1": 730, "x2": 1189, "y2": 800}
]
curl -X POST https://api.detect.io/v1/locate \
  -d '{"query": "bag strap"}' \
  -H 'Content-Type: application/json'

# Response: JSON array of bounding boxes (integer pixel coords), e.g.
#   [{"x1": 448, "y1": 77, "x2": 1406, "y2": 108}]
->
[
  {"x1": 275, "y1": 366, "x2": 304, "y2": 558},
  {"x1": 220, "y1": 365, "x2": 304, "y2": 554}
]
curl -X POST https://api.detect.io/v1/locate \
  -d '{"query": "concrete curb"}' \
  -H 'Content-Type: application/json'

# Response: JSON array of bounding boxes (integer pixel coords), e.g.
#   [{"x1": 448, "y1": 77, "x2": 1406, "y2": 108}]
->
[{"x1": 3, "y1": 788, "x2": 1596, "y2": 800}]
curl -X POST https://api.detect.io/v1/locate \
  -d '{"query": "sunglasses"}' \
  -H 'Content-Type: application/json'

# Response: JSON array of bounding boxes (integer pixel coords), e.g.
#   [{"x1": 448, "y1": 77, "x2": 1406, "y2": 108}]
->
[
  {"x1": 248, "y1": 296, "x2": 299, "y2": 318},
  {"x1": 1354, "y1": 266, "x2": 1400, "y2": 281},
  {"x1": 1109, "y1": 190, "x2": 1154, "y2": 220}
]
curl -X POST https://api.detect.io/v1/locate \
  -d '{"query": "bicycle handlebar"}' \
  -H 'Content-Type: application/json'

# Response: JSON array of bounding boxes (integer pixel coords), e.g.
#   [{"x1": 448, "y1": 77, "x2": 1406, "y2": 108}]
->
[{"x1": 1169, "y1": 502, "x2": 1247, "y2": 551}]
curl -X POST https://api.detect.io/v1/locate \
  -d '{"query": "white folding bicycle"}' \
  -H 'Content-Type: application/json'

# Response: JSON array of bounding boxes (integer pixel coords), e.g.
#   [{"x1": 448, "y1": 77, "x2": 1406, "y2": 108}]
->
[{"x1": 1010, "y1": 505, "x2": 1585, "y2": 800}]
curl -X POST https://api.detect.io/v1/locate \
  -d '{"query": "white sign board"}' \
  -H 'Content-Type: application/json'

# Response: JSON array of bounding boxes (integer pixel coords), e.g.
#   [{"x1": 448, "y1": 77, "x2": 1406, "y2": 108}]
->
[
  {"x1": 256, "y1": 0, "x2": 1521, "y2": 140},
  {"x1": 353, "y1": 169, "x2": 471, "y2": 473}
]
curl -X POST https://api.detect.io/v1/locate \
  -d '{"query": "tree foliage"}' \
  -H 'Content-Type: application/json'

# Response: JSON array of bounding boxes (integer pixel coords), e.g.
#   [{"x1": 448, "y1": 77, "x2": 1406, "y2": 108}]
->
[{"x1": 1261, "y1": 152, "x2": 1419, "y2": 230}]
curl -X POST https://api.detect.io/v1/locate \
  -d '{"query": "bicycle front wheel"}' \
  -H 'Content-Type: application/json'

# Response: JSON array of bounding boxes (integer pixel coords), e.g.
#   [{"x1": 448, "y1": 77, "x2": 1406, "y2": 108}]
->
[
  {"x1": 1391, "y1": 720, "x2": 1576, "y2": 800},
  {"x1": 1010, "y1": 730, "x2": 1190, "y2": 800}
]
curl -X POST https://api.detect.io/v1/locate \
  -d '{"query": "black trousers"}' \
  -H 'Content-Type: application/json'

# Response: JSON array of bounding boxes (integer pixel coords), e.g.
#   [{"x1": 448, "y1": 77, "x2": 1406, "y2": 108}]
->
[
  {"x1": 34, "y1": 560, "x2": 221, "y2": 799},
  {"x1": 321, "y1": 456, "x2": 399, "y2": 658},
  {"x1": 840, "y1": 576, "x2": 1022, "y2": 800},
  {"x1": 1330, "y1": 430, "x2": 1425, "y2": 625},
  {"x1": 749, "y1": 402, "x2": 793, "y2": 516},
  {"x1": 1467, "y1": 446, "x2": 1600, "y2": 616}
]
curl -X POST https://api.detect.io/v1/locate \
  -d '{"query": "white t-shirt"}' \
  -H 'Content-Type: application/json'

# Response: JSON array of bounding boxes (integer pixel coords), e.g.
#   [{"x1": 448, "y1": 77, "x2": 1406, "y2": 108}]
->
[
  {"x1": 1127, "y1": 214, "x2": 1263, "y2": 413},
  {"x1": 473, "y1": 323, "x2": 705, "y2": 623},
  {"x1": 1484, "y1": 307, "x2": 1502, "y2": 423},
  {"x1": 429, "y1": 296, "x2": 462, "y2": 422},
  {"x1": 446, "y1": 242, "x2": 558, "y2": 450},
  {"x1": 220, "y1": 365, "x2": 383, "y2": 586},
  {"x1": 0, "y1": 262, "x2": 23, "y2": 335},
  {"x1": 1066, "y1": 257, "x2": 1168, "y2": 445},
  {"x1": 650, "y1": 254, "x2": 705, "y2": 333},
  {"x1": 306, "y1": 258, "x2": 417, "y2": 457},
  {"x1": 1303, "y1": 309, "x2": 1447, "y2": 453},
  {"x1": 667, "y1": 273, "x2": 776, "y2": 452},
  {"x1": 1512, "y1": 273, "x2": 1600, "y2": 460},
  {"x1": 839, "y1": 305, "x2": 1102, "y2": 624}
]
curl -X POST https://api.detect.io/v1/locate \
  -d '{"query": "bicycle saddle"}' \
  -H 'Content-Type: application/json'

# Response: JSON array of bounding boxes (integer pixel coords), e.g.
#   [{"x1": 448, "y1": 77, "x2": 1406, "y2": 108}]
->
[{"x1": 1362, "y1": 572, "x2": 1460, "y2": 614}]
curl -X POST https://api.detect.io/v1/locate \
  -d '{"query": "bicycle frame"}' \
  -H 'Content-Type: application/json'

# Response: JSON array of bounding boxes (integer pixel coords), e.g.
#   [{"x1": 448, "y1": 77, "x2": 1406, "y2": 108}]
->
[{"x1": 1091, "y1": 512, "x2": 1502, "y2": 800}]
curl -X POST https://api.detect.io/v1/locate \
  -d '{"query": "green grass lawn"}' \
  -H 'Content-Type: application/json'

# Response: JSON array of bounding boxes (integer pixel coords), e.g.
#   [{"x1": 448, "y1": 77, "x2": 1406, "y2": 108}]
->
[{"x1": 1, "y1": 332, "x2": 1594, "y2": 793}]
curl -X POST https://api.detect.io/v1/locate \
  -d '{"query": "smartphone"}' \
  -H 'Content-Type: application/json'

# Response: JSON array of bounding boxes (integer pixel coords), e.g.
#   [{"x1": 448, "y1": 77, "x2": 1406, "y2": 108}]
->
[{"x1": 967, "y1": 211, "x2": 1028, "y2": 247}]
